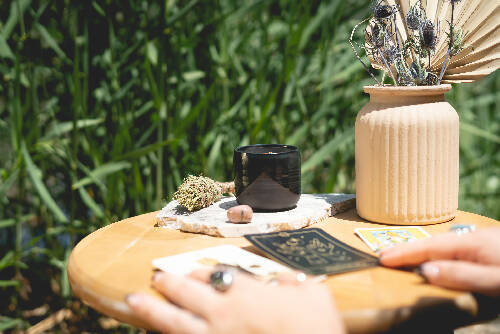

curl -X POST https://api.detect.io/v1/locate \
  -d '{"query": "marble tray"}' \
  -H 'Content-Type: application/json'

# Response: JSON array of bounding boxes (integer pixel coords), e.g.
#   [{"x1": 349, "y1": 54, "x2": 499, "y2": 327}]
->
[{"x1": 156, "y1": 193, "x2": 355, "y2": 237}]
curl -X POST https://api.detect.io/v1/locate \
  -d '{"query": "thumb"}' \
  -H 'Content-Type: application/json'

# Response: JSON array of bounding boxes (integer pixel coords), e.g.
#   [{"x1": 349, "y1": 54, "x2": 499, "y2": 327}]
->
[
  {"x1": 418, "y1": 261, "x2": 500, "y2": 297},
  {"x1": 274, "y1": 271, "x2": 309, "y2": 285}
]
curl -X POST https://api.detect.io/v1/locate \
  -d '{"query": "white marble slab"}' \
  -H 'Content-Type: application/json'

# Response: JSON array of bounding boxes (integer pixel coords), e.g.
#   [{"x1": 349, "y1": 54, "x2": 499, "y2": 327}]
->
[{"x1": 156, "y1": 194, "x2": 355, "y2": 238}]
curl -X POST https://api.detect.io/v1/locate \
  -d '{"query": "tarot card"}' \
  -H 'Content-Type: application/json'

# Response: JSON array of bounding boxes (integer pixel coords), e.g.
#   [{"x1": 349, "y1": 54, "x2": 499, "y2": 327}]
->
[
  {"x1": 152, "y1": 245, "x2": 291, "y2": 281},
  {"x1": 355, "y1": 226, "x2": 430, "y2": 252},
  {"x1": 244, "y1": 228, "x2": 379, "y2": 276}
]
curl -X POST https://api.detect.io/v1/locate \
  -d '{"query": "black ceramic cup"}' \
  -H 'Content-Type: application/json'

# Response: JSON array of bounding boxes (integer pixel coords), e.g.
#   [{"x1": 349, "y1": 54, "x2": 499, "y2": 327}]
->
[{"x1": 233, "y1": 144, "x2": 301, "y2": 211}]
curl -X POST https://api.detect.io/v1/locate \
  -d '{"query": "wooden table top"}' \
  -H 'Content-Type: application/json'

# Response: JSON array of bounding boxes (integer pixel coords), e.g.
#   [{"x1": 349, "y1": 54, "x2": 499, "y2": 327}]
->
[{"x1": 67, "y1": 209, "x2": 500, "y2": 334}]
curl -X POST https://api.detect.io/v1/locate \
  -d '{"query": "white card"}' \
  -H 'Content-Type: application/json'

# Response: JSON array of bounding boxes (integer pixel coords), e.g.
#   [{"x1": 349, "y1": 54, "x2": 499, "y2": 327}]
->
[{"x1": 152, "y1": 245, "x2": 291, "y2": 281}]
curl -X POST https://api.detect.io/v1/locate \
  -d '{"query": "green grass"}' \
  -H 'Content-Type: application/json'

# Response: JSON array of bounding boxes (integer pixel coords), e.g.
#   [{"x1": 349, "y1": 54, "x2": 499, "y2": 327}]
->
[{"x1": 0, "y1": 0, "x2": 498, "y2": 332}]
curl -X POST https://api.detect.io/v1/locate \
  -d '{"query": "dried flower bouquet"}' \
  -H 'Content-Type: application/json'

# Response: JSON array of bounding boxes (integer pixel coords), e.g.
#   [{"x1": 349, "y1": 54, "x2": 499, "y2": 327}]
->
[{"x1": 350, "y1": 0, "x2": 499, "y2": 86}]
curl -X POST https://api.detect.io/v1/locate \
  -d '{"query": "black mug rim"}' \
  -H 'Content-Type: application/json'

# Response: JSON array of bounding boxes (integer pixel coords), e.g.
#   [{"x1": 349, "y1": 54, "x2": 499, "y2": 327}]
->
[{"x1": 234, "y1": 144, "x2": 299, "y2": 155}]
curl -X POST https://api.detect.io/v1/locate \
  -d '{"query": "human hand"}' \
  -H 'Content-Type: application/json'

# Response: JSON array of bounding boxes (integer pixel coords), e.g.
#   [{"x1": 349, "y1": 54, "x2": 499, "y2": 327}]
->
[
  {"x1": 126, "y1": 269, "x2": 345, "y2": 334},
  {"x1": 379, "y1": 228, "x2": 500, "y2": 296}
]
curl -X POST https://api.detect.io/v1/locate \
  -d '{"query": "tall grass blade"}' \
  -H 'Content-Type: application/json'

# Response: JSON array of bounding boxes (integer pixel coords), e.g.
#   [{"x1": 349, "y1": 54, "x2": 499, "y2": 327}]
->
[
  {"x1": 0, "y1": 170, "x2": 19, "y2": 203},
  {"x1": 302, "y1": 128, "x2": 355, "y2": 173},
  {"x1": 72, "y1": 161, "x2": 132, "y2": 189},
  {"x1": 0, "y1": 219, "x2": 16, "y2": 229},
  {"x1": 34, "y1": 23, "x2": 71, "y2": 64},
  {"x1": 0, "y1": 280, "x2": 21, "y2": 288},
  {"x1": 61, "y1": 248, "x2": 71, "y2": 298},
  {"x1": 118, "y1": 139, "x2": 178, "y2": 161},
  {"x1": 77, "y1": 187, "x2": 104, "y2": 219},
  {"x1": 43, "y1": 118, "x2": 104, "y2": 139},
  {"x1": 0, "y1": 317, "x2": 21, "y2": 332},
  {"x1": 460, "y1": 122, "x2": 500, "y2": 144},
  {"x1": 0, "y1": 251, "x2": 15, "y2": 271},
  {"x1": 21, "y1": 142, "x2": 69, "y2": 223},
  {"x1": 1, "y1": 0, "x2": 31, "y2": 39},
  {"x1": 0, "y1": 35, "x2": 14, "y2": 59}
]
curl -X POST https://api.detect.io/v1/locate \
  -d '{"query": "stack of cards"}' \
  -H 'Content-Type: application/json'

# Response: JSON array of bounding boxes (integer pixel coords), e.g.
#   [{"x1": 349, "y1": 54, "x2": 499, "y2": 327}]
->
[
  {"x1": 244, "y1": 228, "x2": 379, "y2": 276},
  {"x1": 355, "y1": 226, "x2": 430, "y2": 252},
  {"x1": 152, "y1": 245, "x2": 292, "y2": 282},
  {"x1": 153, "y1": 227, "x2": 429, "y2": 279}
]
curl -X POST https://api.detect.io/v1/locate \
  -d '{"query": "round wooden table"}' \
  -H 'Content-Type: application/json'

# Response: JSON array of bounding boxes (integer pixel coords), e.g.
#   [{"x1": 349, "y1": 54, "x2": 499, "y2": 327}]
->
[{"x1": 67, "y1": 209, "x2": 500, "y2": 334}]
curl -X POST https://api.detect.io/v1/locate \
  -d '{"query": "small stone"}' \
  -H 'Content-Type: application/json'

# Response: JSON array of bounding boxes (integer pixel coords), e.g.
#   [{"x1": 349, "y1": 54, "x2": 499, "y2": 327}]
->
[{"x1": 227, "y1": 205, "x2": 253, "y2": 224}]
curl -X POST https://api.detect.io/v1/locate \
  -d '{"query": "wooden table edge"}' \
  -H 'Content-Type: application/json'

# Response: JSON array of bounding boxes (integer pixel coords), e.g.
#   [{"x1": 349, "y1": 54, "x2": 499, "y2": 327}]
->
[
  {"x1": 67, "y1": 209, "x2": 500, "y2": 333},
  {"x1": 68, "y1": 251, "x2": 153, "y2": 330}
]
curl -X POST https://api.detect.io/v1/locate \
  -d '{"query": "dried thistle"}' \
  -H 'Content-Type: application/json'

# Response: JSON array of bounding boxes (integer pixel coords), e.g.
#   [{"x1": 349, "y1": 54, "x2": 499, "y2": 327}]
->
[
  {"x1": 367, "y1": 22, "x2": 386, "y2": 48},
  {"x1": 372, "y1": 0, "x2": 397, "y2": 20},
  {"x1": 420, "y1": 20, "x2": 439, "y2": 51},
  {"x1": 406, "y1": 3, "x2": 422, "y2": 31},
  {"x1": 173, "y1": 175, "x2": 223, "y2": 212}
]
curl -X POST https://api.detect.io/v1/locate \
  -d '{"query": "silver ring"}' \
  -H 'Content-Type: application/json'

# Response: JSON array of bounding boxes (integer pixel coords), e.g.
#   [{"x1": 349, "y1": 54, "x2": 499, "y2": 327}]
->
[
  {"x1": 209, "y1": 269, "x2": 234, "y2": 292},
  {"x1": 296, "y1": 272, "x2": 307, "y2": 283},
  {"x1": 450, "y1": 224, "x2": 476, "y2": 235}
]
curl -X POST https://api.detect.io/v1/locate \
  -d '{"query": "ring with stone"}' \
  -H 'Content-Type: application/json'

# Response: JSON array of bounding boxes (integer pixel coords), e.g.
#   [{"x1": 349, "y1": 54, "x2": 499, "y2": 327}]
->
[
  {"x1": 209, "y1": 269, "x2": 234, "y2": 292},
  {"x1": 450, "y1": 224, "x2": 476, "y2": 236},
  {"x1": 295, "y1": 272, "x2": 307, "y2": 283}
]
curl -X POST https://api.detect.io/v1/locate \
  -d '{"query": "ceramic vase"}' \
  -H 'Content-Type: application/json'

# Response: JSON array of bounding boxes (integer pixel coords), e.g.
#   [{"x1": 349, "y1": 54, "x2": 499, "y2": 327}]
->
[{"x1": 355, "y1": 85, "x2": 459, "y2": 225}]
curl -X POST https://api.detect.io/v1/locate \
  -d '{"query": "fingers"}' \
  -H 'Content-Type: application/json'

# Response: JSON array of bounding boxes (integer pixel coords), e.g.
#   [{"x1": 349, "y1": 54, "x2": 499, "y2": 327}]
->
[
  {"x1": 187, "y1": 268, "x2": 212, "y2": 283},
  {"x1": 274, "y1": 271, "x2": 308, "y2": 285},
  {"x1": 188, "y1": 268, "x2": 262, "y2": 289},
  {"x1": 153, "y1": 271, "x2": 221, "y2": 317},
  {"x1": 379, "y1": 231, "x2": 480, "y2": 267},
  {"x1": 418, "y1": 261, "x2": 500, "y2": 297},
  {"x1": 189, "y1": 268, "x2": 320, "y2": 287},
  {"x1": 126, "y1": 293, "x2": 208, "y2": 334}
]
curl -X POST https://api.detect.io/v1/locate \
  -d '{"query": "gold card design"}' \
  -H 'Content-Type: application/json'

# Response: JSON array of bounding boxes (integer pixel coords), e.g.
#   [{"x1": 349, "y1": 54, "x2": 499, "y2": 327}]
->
[
  {"x1": 152, "y1": 245, "x2": 291, "y2": 281},
  {"x1": 244, "y1": 228, "x2": 379, "y2": 276},
  {"x1": 355, "y1": 226, "x2": 430, "y2": 252}
]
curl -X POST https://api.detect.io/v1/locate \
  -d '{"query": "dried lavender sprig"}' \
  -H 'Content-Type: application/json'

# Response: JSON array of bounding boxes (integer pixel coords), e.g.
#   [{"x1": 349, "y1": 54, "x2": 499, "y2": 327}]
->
[
  {"x1": 350, "y1": 18, "x2": 382, "y2": 85},
  {"x1": 428, "y1": 52, "x2": 432, "y2": 85},
  {"x1": 392, "y1": 7, "x2": 401, "y2": 52},
  {"x1": 438, "y1": 0, "x2": 459, "y2": 84},
  {"x1": 377, "y1": 46, "x2": 399, "y2": 86}
]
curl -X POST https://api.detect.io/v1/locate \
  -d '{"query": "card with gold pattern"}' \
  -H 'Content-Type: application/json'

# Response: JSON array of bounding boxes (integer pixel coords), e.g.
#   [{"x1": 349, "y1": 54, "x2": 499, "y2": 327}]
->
[{"x1": 244, "y1": 228, "x2": 379, "y2": 275}]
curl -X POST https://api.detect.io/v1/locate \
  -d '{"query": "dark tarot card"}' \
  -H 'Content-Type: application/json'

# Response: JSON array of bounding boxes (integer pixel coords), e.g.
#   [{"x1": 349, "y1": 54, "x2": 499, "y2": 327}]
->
[{"x1": 244, "y1": 228, "x2": 379, "y2": 275}]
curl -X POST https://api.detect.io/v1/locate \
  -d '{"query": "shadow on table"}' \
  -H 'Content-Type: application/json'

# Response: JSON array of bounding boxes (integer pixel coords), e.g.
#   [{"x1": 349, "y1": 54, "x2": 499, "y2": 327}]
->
[
  {"x1": 345, "y1": 294, "x2": 500, "y2": 334},
  {"x1": 332, "y1": 208, "x2": 392, "y2": 226}
]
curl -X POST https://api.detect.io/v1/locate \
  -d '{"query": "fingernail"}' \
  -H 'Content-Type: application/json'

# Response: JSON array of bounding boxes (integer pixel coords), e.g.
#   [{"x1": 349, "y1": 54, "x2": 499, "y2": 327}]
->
[
  {"x1": 125, "y1": 293, "x2": 140, "y2": 307},
  {"x1": 378, "y1": 249, "x2": 395, "y2": 261},
  {"x1": 153, "y1": 271, "x2": 164, "y2": 283},
  {"x1": 414, "y1": 266, "x2": 426, "y2": 280},
  {"x1": 378, "y1": 253, "x2": 392, "y2": 265},
  {"x1": 417, "y1": 263, "x2": 440, "y2": 280}
]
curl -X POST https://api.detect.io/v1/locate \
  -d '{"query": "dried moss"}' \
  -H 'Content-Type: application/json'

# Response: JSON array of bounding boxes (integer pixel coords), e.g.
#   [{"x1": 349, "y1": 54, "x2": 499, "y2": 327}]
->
[{"x1": 172, "y1": 175, "x2": 223, "y2": 212}]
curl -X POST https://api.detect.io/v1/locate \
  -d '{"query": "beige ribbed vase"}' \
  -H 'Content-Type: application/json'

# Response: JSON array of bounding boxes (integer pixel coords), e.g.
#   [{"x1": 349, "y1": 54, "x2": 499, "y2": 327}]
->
[{"x1": 355, "y1": 85, "x2": 459, "y2": 225}]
